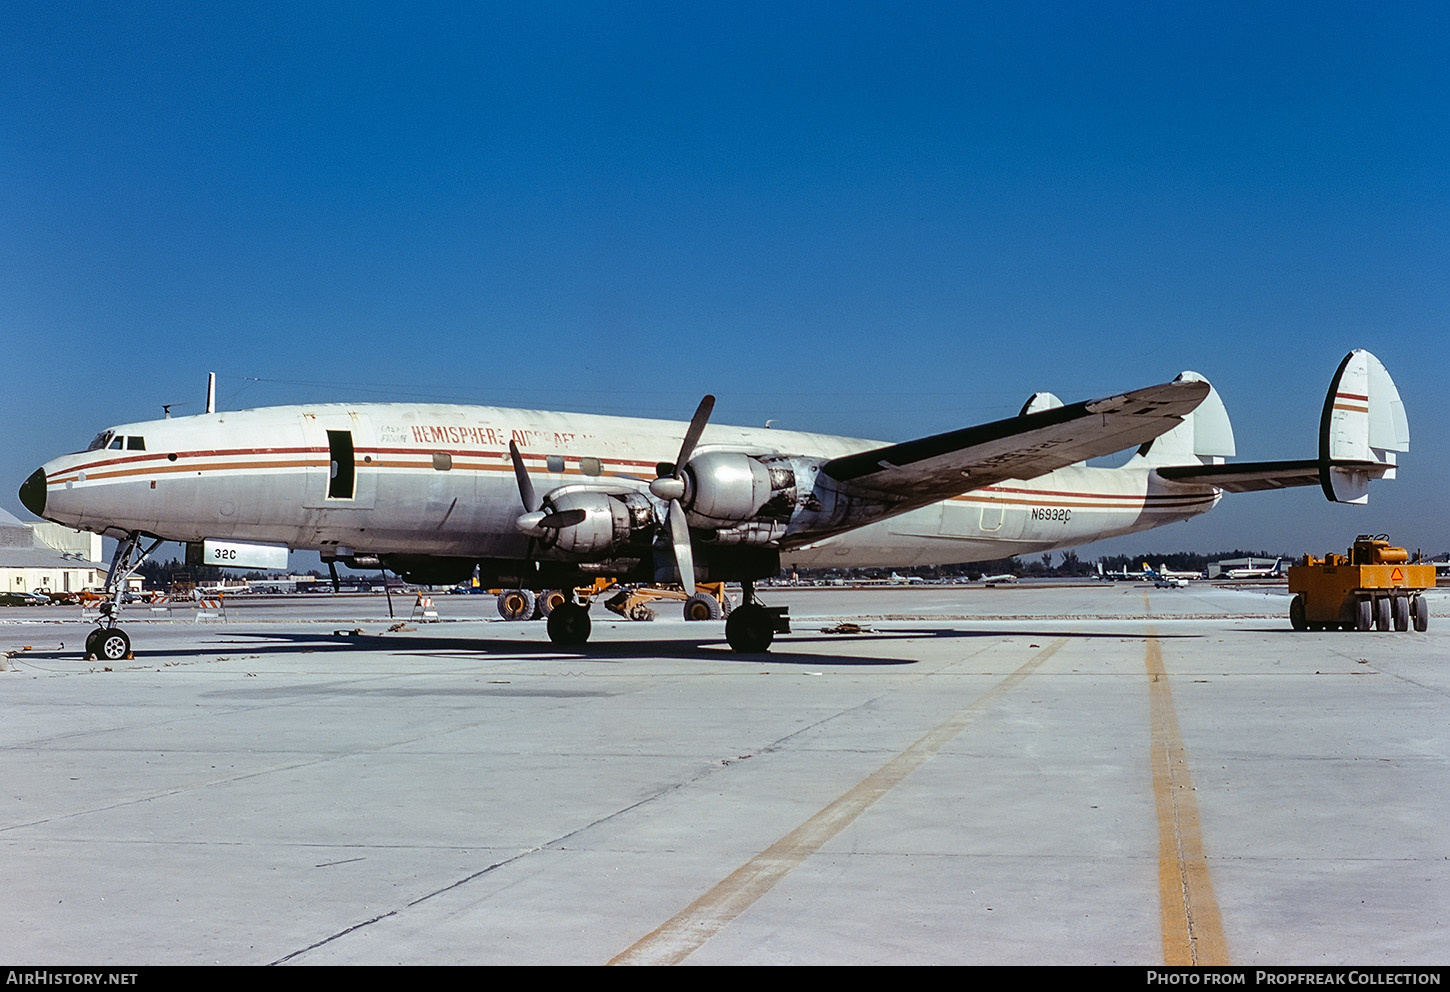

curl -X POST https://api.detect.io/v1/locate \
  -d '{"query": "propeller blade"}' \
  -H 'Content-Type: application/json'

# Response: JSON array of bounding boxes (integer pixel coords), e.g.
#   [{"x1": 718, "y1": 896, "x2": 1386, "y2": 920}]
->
[
  {"x1": 516, "y1": 507, "x2": 589, "y2": 536},
  {"x1": 538, "y1": 508, "x2": 588, "y2": 529},
  {"x1": 508, "y1": 440, "x2": 538, "y2": 512},
  {"x1": 650, "y1": 394, "x2": 714, "y2": 501},
  {"x1": 668, "y1": 499, "x2": 695, "y2": 596},
  {"x1": 675, "y1": 394, "x2": 715, "y2": 476}
]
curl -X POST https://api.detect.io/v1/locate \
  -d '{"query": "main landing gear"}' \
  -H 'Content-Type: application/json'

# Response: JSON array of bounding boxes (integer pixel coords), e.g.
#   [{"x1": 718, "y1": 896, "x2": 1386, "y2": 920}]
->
[
  {"x1": 538, "y1": 579, "x2": 790, "y2": 653},
  {"x1": 545, "y1": 600, "x2": 592, "y2": 646},
  {"x1": 724, "y1": 579, "x2": 791, "y2": 653},
  {"x1": 84, "y1": 531, "x2": 162, "y2": 662}
]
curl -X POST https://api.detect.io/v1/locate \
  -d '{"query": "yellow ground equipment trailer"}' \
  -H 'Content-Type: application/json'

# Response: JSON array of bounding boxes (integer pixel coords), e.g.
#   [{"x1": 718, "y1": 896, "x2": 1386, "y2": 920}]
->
[
  {"x1": 493, "y1": 579, "x2": 732, "y2": 622},
  {"x1": 1286, "y1": 535, "x2": 1433, "y2": 632},
  {"x1": 600, "y1": 581, "x2": 732, "y2": 622}
]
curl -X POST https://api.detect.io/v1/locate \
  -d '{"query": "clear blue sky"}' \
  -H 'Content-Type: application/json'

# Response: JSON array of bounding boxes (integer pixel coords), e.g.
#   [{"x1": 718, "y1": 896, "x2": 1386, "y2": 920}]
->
[{"x1": 3, "y1": 2, "x2": 1446, "y2": 559}]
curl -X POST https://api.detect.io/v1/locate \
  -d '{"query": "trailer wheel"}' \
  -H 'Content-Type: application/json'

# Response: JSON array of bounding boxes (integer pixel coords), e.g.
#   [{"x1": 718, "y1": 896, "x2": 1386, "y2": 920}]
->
[
  {"x1": 497, "y1": 589, "x2": 536, "y2": 621},
  {"x1": 537, "y1": 589, "x2": 569, "y2": 618},
  {"x1": 683, "y1": 593, "x2": 722, "y2": 621},
  {"x1": 1374, "y1": 596, "x2": 1391, "y2": 631},
  {"x1": 1392, "y1": 596, "x2": 1410, "y2": 632},
  {"x1": 1355, "y1": 597, "x2": 1373, "y2": 632},
  {"x1": 1289, "y1": 595, "x2": 1308, "y2": 631},
  {"x1": 1412, "y1": 595, "x2": 1429, "y2": 632}
]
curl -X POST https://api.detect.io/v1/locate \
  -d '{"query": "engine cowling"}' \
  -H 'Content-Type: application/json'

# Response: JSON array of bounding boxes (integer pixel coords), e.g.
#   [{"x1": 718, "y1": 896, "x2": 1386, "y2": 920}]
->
[
  {"x1": 682, "y1": 452, "x2": 795, "y2": 529},
  {"x1": 536, "y1": 489, "x2": 655, "y2": 558}
]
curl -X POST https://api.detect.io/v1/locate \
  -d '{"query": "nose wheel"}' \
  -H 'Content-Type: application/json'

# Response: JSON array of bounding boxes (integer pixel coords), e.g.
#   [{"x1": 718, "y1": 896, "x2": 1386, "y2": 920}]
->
[{"x1": 85, "y1": 627, "x2": 131, "y2": 662}]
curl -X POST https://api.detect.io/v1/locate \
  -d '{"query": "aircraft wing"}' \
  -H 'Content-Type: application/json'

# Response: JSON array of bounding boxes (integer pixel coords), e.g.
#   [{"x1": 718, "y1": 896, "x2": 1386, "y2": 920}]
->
[{"x1": 821, "y1": 379, "x2": 1209, "y2": 506}]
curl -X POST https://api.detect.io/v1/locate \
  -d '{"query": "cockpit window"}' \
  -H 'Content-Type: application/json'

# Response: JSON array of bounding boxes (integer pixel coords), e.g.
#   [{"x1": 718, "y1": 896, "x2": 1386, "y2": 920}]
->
[
  {"x1": 87, "y1": 431, "x2": 114, "y2": 452},
  {"x1": 108, "y1": 436, "x2": 124, "y2": 450},
  {"x1": 126, "y1": 436, "x2": 145, "y2": 450}
]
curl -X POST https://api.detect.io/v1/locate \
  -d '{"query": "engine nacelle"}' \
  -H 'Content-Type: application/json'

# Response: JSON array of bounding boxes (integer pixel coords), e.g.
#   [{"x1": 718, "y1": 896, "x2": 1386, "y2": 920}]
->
[
  {"x1": 683, "y1": 452, "x2": 795, "y2": 529},
  {"x1": 538, "y1": 488, "x2": 655, "y2": 558}
]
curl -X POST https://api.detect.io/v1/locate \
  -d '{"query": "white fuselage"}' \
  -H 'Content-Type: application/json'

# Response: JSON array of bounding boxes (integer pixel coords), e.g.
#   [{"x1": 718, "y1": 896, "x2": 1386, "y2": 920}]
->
[{"x1": 29, "y1": 402, "x2": 1221, "y2": 569}]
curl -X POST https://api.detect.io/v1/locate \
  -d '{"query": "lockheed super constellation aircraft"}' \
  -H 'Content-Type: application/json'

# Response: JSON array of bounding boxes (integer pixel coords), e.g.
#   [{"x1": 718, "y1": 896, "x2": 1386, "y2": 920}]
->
[{"x1": 19, "y1": 350, "x2": 1408, "y2": 659}]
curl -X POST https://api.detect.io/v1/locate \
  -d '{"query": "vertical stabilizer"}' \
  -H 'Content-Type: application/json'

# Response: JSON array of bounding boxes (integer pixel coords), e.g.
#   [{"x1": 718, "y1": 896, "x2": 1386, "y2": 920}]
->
[
  {"x1": 1319, "y1": 350, "x2": 1409, "y2": 503},
  {"x1": 1131, "y1": 371, "x2": 1235, "y2": 468}
]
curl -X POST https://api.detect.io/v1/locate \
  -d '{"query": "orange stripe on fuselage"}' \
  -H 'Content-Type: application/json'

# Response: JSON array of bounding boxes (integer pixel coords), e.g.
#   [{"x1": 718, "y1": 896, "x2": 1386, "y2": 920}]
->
[{"x1": 47, "y1": 447, "x2": 1218, "y2": 514}]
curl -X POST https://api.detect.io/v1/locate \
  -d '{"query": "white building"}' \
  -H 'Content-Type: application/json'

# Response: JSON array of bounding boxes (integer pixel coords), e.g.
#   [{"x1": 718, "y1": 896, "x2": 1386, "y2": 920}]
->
[{"x1": 0, "y1": 508, "x2": 105, "y2": 594}]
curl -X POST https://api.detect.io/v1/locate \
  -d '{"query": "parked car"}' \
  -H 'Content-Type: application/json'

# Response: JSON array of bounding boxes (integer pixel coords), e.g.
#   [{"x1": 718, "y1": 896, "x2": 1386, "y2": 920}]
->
[{"x1": 0, "y1": 591, "x2": 51, "y2": 606}]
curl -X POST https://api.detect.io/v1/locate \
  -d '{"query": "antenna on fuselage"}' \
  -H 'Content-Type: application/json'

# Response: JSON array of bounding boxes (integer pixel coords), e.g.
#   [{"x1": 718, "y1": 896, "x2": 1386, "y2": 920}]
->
[{"x1": 205, "y1": 372, "x2": 217, "y2": 414}]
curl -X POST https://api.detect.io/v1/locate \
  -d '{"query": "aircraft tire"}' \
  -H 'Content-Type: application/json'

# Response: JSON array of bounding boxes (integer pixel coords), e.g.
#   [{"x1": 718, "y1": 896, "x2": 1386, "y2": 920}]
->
[
  {"x1": 683, "y1": 593, "x2": 722, "y2": 621},
  {"x1": 95, "y1": 628, "x2": 130, "y2": 661},
  {"x1": 497, "y1": 589, "x2": 536, "y2": 621},
  {"x1": 725, "y1": 605, "x2": 774, "y2": 653},
  {"x1": 546, "y1": 602, "x2": 591, "y2": 646},
  {"x1": 1289, "y1": 595, "x2": 1307, "y2": 631},
  {"x1": 84, "y1": 628, "x2": 103, "y2": 659}
]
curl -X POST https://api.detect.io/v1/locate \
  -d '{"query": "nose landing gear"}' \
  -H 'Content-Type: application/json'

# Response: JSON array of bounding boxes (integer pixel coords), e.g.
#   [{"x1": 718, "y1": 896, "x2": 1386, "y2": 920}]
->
[
  {"x1": 85, "y1": 626, "x2": 131, "y2": 662},
  {"x1": 83, "y1": 531, "x2": 162, "y2": 661}
]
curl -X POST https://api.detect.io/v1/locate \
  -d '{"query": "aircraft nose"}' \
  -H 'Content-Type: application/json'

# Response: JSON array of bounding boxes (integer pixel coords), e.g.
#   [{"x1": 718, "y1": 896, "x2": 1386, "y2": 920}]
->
[{"x1": 19, "y1": 467, "x2": 47, "y2": 517}]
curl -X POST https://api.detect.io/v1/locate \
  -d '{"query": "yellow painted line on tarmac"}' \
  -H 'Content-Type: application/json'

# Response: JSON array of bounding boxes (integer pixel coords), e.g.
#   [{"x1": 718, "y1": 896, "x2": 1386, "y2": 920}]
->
[
  {"x1": 609, "y1": 637, "x2": 1069, "y2": 966},
  {"x1": 1146, "y1": 628, "x2": 1230, "y2": 965}
]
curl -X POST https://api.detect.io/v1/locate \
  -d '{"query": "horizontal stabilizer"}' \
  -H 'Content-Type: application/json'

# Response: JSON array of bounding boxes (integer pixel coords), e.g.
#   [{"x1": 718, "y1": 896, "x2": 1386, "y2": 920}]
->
[{"x1": 1158, "y1": 457, "x2": 1358, "y2": 493}]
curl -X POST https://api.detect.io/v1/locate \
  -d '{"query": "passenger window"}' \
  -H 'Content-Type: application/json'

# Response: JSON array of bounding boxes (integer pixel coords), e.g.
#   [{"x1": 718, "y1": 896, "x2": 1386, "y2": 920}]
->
[
  {"x1": 546, "y1": 455, "x2": 565, "y2": 473},
  {"x1": 432, "y1": 452, "x2": 453, "y2": 471},
  {"x1": 580, "y1": 457, "x2": 601, "y2": 476}
]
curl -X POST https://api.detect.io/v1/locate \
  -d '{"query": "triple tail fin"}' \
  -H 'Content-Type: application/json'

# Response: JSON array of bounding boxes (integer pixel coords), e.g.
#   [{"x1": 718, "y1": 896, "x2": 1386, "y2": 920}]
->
[{"x1": 1153, "y1": 349, "x2": 1408, "y2": 503}]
